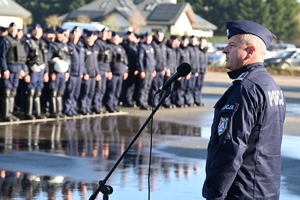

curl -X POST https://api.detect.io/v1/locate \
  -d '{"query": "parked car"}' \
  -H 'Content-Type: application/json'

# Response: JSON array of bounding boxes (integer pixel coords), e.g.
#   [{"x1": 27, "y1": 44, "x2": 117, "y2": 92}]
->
[
  {"x1": 264, "y1": 50, "x2": 300, "y2": 69},
  {"x1": 266, "y1": 43, "x2": 297, "y2": 59},
  {"x1": 208, "y1": 42, "x2": 227, "y2": 67}
]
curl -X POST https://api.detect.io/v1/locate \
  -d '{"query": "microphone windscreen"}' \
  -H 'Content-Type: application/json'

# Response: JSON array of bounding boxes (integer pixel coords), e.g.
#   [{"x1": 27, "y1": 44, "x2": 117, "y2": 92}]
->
[{"x1": 177, "y1": 62, "x2": 191, "y2": 77}]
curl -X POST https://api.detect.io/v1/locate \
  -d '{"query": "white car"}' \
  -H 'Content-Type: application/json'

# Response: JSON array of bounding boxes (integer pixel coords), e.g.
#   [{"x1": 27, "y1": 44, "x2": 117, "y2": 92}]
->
[{"x1": 208, "y1": 50, "x2": 226, "y2": 67}]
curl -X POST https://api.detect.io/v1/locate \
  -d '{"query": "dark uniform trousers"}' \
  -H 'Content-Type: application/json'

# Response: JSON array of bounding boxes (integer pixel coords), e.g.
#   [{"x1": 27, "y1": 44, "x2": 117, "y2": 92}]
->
[
  {"x1": 64, "y1": 76, "x2": 82, "y2": 115},
  {"x1": 121, "y1": 69, "x2": 136, "y2": 106},
  {"x1": 49, "y1": 73, "x2": 66, "y2": 117},
  {"x1": 173, "y1": 76, "x2": 187, "y2": 106},
  {"x1": 93, "y1": 70, "x2": 107, "y2": 113},
  {"x1": 1, "y1": 73, "x2": 19, "y2": 118},
  {"x1": 149, "y1": 71, "x2": 164, "y2": 106},
  {"x1": 79, "y1": 77, "x2": 96, "y2": 113},
  {"x1": 139, "y1": 72, "x2": 153, "y2": 108},
  {"x1": 105, "y1": 74, "x2": 123, "y2": 112},
  {"x1": 194, "y1": 72, "x2": 205, "y2": 105},
  {"x1": 186, "y1": 73, "x2": 197, "y2": 105},
  {"x1": 25, "y1": 71, "x2": 45, "y2": 118}
]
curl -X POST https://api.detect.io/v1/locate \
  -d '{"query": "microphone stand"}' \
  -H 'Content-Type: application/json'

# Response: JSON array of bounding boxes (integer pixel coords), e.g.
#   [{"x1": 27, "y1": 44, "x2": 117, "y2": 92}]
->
[{"x1": 89, "y1": 88, "x2": 171, "y2": 200}]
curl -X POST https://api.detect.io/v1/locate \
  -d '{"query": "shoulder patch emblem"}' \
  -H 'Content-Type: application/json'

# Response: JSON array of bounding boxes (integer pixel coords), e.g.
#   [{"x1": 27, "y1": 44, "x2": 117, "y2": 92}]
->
[
  {"x1": 234, "y1": 71, "x2": 249, "y2": 81},
  {"x1": 218, "y1": 117, "x2": 229, "y2": 136}
]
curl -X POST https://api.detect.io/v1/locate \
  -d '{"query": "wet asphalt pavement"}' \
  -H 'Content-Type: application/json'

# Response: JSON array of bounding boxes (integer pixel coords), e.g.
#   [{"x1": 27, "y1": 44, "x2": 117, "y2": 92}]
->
[{"x1": 0, "y1": 72, "x2": 299, "y2": 200}]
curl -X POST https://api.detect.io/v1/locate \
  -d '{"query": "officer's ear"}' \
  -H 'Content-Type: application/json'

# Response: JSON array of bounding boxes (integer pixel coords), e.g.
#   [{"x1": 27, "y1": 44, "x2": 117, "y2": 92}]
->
[{"x1": 246, "y1": 45, "x2": 256, "y2": 59}]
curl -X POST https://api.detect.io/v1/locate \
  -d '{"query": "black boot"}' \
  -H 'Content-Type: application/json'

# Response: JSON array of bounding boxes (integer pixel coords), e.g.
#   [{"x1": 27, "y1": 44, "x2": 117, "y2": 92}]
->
[
  {"x1": 50, "y1": 90, "x2": 59, "y2": 118},
  {"x1": 56, "y1": 96, "x2": 65, "y2": 118},
  {"x1": 2, "y1": 94, "x2": 13, "y2": 122},
  {"x1": 9, "y1": 89, "x2": 19, "y2": 121},
  {"x1": 34, "y1": 97, "x2": 46, "y2": 119},
  {"x1": 34, "y1": 90, "x2": 46, "y2": 119},
  {"x1": 25, "y1": 89, "x2": 35, "y2": 120}
]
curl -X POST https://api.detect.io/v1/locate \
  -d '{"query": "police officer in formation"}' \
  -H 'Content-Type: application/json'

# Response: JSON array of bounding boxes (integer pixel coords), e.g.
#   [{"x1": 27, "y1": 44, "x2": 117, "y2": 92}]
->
[
  {"x1": 92, "y1": 27, "x2": 111, "y2": 114},
  {"x1": 0, "y1": 22, "x2": 210, "y2": 121},
  {"x1": 79, "y1": 30, "x2": 100, "y2": 115},
  {"x1": 23, "y1": 24, "x2": 49, "y2": 120},
  {"x1": 48, "y1": 26, "x2": 70, "y2": 118},
  {"x1": 64, "y1": 26, "x2": 84, "y2": 117},
  {"x1": 0, "y1": 22, "x2": 26, "y2": 122},
  {"x1": 121, "y1": 30, "x2": 139, "y2": 107},
  {"x1": 105, "y1": 32, "x2": 128, "y2": 113}
]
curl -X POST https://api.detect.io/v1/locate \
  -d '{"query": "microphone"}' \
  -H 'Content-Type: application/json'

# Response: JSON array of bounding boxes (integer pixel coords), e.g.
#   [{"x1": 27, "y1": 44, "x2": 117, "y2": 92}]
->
[{"x1": 155, "y1": 62, "x2": 191, "y2": 94}]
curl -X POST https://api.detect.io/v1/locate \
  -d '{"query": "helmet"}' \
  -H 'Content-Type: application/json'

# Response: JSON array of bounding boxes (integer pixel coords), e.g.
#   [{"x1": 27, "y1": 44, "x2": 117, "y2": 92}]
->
[
  {"x1": 53, "y1": 60, "x2": 69, "y2": 73},
  {"x1": 30, "y1": 64, "x2": 46, "y2": 72}
]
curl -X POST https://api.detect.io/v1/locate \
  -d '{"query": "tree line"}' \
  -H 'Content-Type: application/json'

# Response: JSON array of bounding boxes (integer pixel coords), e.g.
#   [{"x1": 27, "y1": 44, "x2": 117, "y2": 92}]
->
[{"x1": 15, "y1": 0, "x2": 300, "y2": 44}]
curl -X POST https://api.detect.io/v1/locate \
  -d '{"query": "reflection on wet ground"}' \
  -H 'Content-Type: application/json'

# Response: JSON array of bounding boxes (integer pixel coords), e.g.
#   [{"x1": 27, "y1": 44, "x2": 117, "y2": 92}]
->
[{"x1": 0, "y1": 116, "x2": 204, "y2": 200}]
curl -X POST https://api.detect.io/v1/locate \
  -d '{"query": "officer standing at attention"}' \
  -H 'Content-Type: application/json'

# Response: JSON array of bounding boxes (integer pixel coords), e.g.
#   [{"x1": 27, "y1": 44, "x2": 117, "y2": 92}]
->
[
  {"x1": 121, "y1": 30, "x2": 139, "y2": 107},
  {"x1": 202, "y1": 20, "x2": 286, "y2": 200},
  {"x1": 79, "y1": 31, "x2": 100, "y2": 115},
  {"x1": 137, "y1": 32, "x2": 156, "y2": 110},
  {"x1": 24, "y1": 24, "x2": 49, "y2": 119},
  {"x1": 105, "y1": 32, "x2": 128, "y2": 113},
  {"x1": 48, "y1": 26, "x2": 70, "y2": 118},
  {"x1": 0, "y1": 22, "x2": 27, "y2": 121},
  {"x1": 194, "y1": 37, "x2": 208, "y2": 107},
  {"x1": 173, "y1": 36, "x2": 190, "y2": 108},
  {"x1": 93, "y1": 27, "x2": 112, "y2": 114},
  {"x1": 186, "y1": 35, "x2": 200, "y2": 107},
  {"x1": 164, "y1": 35, "x2": 179, "y2": 108},
  {"x1": 64, "y1": 26, "x2": 84, "y2": 117},
  {"x1": 150, "y1": 29, "x2": 167, "y2": 107}
]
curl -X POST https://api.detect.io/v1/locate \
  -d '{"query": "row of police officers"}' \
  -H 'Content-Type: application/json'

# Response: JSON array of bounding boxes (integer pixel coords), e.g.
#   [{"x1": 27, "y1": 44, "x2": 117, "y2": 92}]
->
[{"x1": 0, "y1": 22, "x2": 208, "y2": 122}]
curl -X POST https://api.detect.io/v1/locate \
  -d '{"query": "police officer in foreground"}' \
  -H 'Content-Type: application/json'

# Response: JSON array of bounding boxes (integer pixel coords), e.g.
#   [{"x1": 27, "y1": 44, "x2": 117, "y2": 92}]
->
[
  {"x1": 24, "y1": 24, "x2": 49, "y2": 119},
  {"x1": 202, "y1": 20, "x2": 286, "y2": 200},
  {"x1": 0, "y1": 22, "x2": 27, "y2": 121}
]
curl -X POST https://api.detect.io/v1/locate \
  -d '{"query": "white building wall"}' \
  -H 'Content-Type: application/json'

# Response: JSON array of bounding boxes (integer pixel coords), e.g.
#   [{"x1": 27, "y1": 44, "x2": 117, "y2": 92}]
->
[
  {"x1": 0, "y1": 16, "x2": 23, "y2": 28},
  {"x1": 103, "y1": 13, "x2": 130, "y2": 31},
  {"x1": 172, "y1": 12, "x2": 193, "y2": 36}
]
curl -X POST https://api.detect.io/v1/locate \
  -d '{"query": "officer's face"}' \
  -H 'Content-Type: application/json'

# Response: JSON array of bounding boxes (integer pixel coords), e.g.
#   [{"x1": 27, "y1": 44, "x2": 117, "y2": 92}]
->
[
  {"x1": 156, "y1": 32, "x2": 164, "y2": 42},
  {"x1": 223, "y1": 35, "x2": 250, "y2": 71},
  {"x1": 32, "y1": 28, "x2": 43, "y2": 39},
  {"x1": 181, "y1": 39, "x2": 189, "y2": 47}
]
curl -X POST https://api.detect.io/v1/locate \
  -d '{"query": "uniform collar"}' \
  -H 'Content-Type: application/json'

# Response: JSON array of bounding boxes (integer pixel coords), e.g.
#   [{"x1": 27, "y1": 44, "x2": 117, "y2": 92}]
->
[{"x1": 227, "y1": 62, "x2": 264, "y2": 79}]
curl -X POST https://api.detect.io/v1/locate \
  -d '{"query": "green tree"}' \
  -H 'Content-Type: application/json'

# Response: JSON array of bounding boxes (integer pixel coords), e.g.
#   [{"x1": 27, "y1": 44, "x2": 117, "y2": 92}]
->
[
  {"x1": 14, "y1": 0, "x2": 96, "y2": 25},
  {"x1": 266, "y1": 0, "x2": 300, "y2": 42}
]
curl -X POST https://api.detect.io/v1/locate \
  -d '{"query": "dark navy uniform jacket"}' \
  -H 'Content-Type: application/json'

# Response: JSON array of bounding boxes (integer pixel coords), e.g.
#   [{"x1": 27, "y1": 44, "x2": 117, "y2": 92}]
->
[
  {"x1": 109, "y1": 43, "x2": 128, "y2": 75},
  {"x1": 152, "y1": 37, "x2": 167, "y2": 71},
  {"x1": 122, "y1": 39, "x2": 138, "y2": 74},
  {"x1": 67, "y1": 41, "x2": 84, "y2": 77},
  {"x1": 202, "y1": 63, "x2": 286, "y2": 200},
  {"x1": 0, "y1": 35, "x2": 25, "y2": 73},
  {"x1": 188, "y1": 44, "x2": 200, "y2": 74},
  {"x1": 137, "y1": 43, "x2": 156, "y2": 73},
  {"x1": 83, "y1": 44, "x2": 99, "y2": 78}
]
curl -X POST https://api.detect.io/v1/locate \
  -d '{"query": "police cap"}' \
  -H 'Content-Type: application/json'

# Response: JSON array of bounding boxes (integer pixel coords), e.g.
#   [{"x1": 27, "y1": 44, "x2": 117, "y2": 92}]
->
[
  {"x1": 156, "y1": 29, "x2": 163, "y2": 34},
  {"x1": 55, "y1": 26, "x2": 65, "y2": 34},
  {"x1": 85, "y1": 30, "x2": 94, "y2": 37},
  {"x1": 45, "y1": 27, "x2": 55, "y2": 34},
  {"x1": 226, "y1": 19, "x2": 275, "y2": 48},
  {"x1": 170, "y1": 35, "x2": 177, "y2": 40},
  {"x1": 70, "y1": 26, "x2": 80, "y2": 34},
  {"x1": 32, "y1": 24, "x2": 42, "y2": 29},
  {"x1": 0, "y1": 26, "x2": 7, "y2": 32},
  {"x1": 9, "y1": 22, "x2": 17, "y2": 27},
  {"x1": 101, "y1": 27, "x2": 109, "y2": 32}
]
